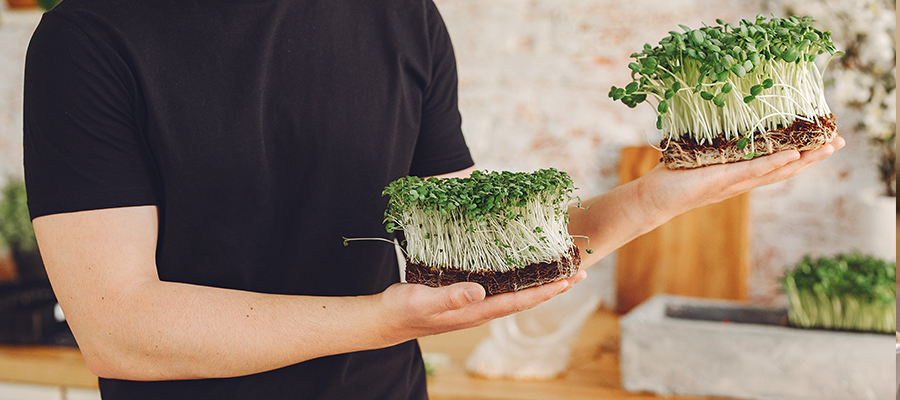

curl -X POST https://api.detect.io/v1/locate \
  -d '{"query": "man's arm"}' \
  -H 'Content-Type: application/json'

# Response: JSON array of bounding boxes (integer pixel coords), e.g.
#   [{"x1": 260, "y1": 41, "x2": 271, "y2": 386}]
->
[
  {"x1": 568, "y1": 137, "x2": 845, "y2": 268},
  {"x1": 34, "y1": 205, "x2": 583, "y2": 381}
]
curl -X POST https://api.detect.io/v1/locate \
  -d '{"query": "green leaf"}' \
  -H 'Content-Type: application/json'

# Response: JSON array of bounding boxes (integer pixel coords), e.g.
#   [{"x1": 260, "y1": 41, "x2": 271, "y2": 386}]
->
[
  {"x1": 750, "y1": 84, "x2": 763, "y2": 96},
  {"x1": 700, "y1": 91, "x2": 714, "y2": 101},
  {"x1": 672, "y1": 81, "x2": 682, "y2": 92},
  {"x1": 722, "y1": 82, "x2": 733, "y2": 93},
  {"x1": 628, "y1": 62, "x2": 642, "y2": 72},
  {"x1": 678, "y1": 24, "x2": 691, "y2": 32},
  {"x1": 664, "y1": 88, "x2": 674, "y2": 100},
  {"x1": 625, "y1": 82, "x2": 639, "y2": 94},
  {"x1": 742, "y1": 152, "x2": 763, "y2": 160},
  {"x1": 781, "y1": 48, "x2": 800, "y2": 63},
  {"x1": 613, "y1": 88, "x2": 626, "y2": 101},
  {"x1": 656, "y1": 114, "x2": 664, "y2": 130},
  {"x1": 762, "y1": 78, "x2": 774, "y2": 88},
  {"x1": 743, "y1": 95, "x2": 755, "y2": 103},
  {"x1": 736, "y1": 137, "x2": 750, "y2": 149},
  {"x1": 657, "y1": 100, "x2": 669, "y2": 113},
  {"x1": 713, "y1": 93, "x2": 726, "y2": 107},
  {"x1": 730, "y1": 64, "x2": 746, "y2": 77}
]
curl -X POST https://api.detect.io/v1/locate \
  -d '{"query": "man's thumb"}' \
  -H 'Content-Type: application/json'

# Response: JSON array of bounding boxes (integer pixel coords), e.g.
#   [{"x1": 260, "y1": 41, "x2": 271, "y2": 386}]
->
[{"x1": 441, "y1": 282, "x2": 485, "y2": 311}]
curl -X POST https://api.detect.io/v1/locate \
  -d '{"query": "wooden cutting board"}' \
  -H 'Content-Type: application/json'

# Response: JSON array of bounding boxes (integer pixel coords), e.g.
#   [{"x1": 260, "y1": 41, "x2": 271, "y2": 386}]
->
[{"x1": 615, "y1": 146, "x2": 749, "y2": 313}]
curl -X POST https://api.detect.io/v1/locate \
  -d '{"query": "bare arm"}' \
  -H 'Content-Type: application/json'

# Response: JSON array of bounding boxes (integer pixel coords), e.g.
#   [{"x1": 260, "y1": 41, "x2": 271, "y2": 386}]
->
[
  {"x1": 35, "y1": 204, "x2": 583, "y2": 381},
  {"x1": 568, "y1": 137, "x2": 845, "y2": 267}
]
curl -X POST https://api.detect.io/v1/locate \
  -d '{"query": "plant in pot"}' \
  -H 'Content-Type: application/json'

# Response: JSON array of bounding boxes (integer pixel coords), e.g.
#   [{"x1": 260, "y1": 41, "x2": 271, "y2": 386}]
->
[
  {"x1": 782, "y1": 252, "x2": 895, "y2": 333},
  {"x1": 0, "y1": 177, "x2": 46, "y2": 286}
]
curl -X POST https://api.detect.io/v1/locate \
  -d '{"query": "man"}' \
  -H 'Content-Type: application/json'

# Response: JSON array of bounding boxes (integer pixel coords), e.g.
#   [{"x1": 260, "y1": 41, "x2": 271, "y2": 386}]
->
[{"x1": 23, "y1": 0, "x2": 843, "y2": 399}]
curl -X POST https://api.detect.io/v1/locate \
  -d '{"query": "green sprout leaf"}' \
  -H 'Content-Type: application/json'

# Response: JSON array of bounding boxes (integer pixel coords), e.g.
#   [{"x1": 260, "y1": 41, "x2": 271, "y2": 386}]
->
[
  {"x1": 625, "y1": 82, "x2": 639, "y2": 94},
  {"x1": 713, "y1": 93, "x2": 726, "y2": 107},
  {"x1": 750, "y1": 85, "x2": 763, "y2": 96},
  {"x1": 657, "y1": 100, "x2": 669, "y2": 114},
  {"x1": 781, "y1": 48, "x2": 800, "y2": 63}
]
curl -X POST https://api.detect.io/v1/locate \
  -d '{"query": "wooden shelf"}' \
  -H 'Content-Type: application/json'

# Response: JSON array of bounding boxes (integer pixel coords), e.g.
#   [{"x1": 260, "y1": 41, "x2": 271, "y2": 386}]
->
[
  {"x1": 419, "y1": 308, "x2": 728, "y2": 400},
  {"x1": 0, "y1": 345, "x2": 97, "y2": 389}
]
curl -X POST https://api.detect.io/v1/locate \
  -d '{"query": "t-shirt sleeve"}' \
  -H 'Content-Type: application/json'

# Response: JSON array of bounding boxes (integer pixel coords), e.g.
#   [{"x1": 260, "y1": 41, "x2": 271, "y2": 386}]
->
[
  {"x1": 407, "y1": 1, "x2": 474, "y2": 177},
  {"x1": 23, "y1": 12, "x2": 159, "y2": 220}
]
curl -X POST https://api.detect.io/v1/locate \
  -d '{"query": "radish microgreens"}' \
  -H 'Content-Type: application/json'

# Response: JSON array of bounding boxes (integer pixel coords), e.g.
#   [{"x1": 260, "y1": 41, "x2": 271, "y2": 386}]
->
[
  {"x1": 782, "y1": 253, "x2": 895, "y2": 333},
  {"x1": 381, "y1": 169, "x2": 581, "y2": 273},
  {"x1": 609, "y1": 14, "x2": 841, "y2": 157}
]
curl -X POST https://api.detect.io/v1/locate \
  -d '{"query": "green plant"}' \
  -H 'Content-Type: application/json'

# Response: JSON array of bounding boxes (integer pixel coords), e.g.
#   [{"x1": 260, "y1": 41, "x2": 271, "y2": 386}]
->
[
  {"x1": 36, "y1": 0, "x2": 60, "y2": 10},
  {"x1": 781, "y1": 252, "x2": 895, "y2": 333},
  {"x1": 0, "y1": 178, "x2": 38, "y2": 254},
  {"x1": 371, "y1": 168, "x2": 583, "y2": 273},
  {"x1": 609, "y1": 14, "x2": 841, "y2": 158}
]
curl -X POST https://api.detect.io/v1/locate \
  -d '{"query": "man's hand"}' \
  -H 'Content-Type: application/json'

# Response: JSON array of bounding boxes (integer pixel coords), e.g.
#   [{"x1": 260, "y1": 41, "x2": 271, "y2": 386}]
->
[
  {"x1": 640, "y1": 136, "x2": 846, "y2": 221},
  {"x1": 568, "y1": 137, "x2": 845, "y2": 268},
  {"x1": 376, "y1": 269, "x2": 587, "y2": 343}
]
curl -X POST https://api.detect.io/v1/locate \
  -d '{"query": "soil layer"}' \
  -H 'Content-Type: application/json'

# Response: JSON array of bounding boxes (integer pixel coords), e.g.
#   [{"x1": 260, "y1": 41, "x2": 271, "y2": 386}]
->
[
  {"x1": 661, "y1": 114, "x2": 837, "y2": 169},
  {"x1": 405, "y1": 246, "x2": 581, "y2": 296}
]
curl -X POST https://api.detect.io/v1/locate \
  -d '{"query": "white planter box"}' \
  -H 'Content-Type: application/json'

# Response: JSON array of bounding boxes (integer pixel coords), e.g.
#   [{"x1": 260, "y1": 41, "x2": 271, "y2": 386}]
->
[{"x1": 620, "y1": 295, "x2": 893, "y2": 400}]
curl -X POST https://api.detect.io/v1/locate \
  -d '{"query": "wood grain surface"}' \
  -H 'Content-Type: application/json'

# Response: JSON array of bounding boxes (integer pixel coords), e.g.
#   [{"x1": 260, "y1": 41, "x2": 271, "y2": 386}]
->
[{"x1": 615, "y1": 146, "x2": 750, "y2": 313}]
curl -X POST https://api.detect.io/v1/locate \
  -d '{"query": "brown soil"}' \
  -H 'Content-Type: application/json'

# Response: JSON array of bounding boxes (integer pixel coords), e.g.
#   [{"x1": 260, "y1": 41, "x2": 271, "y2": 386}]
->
[
  {"x1": 405, "y1": 246, "x2": 581, "y2": 296},
  {"x1": 661, "y1": 114, "x2": 837, "y2": 169}
]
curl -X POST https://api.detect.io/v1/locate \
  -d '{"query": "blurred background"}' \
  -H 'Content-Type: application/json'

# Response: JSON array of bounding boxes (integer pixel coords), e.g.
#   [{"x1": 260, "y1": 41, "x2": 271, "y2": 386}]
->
[{"x1": 0, "y1": 0, "x2": 894, "y2": 399}]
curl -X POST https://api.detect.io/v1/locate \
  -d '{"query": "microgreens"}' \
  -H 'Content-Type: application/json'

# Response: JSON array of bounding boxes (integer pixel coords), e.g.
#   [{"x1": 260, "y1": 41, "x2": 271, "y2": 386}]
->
[
  {"x1": 781, "y1": 253, "x2": 895, "y2": 333},
  {"x1": 382, "y1": 169, "x2": 580, "y2": 273},
  {"x1": 609, "y1": 14, "x2": 841, "y2": 156}
]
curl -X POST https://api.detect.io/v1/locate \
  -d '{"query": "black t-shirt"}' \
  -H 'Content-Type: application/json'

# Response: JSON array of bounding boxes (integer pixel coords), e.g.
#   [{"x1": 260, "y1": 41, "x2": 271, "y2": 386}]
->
[{"x1": 23, "y1": 0, "x2": 473, "y2": 398}]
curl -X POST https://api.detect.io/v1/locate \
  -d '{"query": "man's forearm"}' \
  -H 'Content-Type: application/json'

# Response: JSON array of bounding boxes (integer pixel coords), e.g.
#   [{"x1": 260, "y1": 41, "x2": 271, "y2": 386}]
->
[
  {"x1": 67, "y1": 277, "x2": 391, "y2": 381},
  {"x1": 566, "y1": 177, "x2": 671, "y2": 268}
]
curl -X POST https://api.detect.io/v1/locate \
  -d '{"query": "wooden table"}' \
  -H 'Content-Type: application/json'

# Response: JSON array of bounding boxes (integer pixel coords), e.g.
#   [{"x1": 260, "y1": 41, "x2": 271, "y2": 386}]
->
[
  {"x1": 420, "y1": 308, "x2": 728, "y2": 400},
  {"x1": 0, "y1": 345, "x2": 97, "y2": 389}
]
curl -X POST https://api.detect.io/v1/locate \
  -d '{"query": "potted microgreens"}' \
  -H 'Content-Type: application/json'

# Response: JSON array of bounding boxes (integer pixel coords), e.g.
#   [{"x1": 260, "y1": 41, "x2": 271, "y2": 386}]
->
[
  {"x1": 375, "y1": 168, "x2": 583, "y2": 296},
  {"x1": 609, "y1": 14, "x2": 841, "y2": 169},
  {"x1": 782, "y1": 252, "x2": 895, "y2": 334}
]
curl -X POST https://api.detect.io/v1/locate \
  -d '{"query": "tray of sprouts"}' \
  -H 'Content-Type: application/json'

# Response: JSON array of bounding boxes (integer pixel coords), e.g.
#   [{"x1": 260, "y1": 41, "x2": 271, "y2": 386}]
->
[
  {"x1": 782, "y1": 253, "x2": 895, "y2": 333},
  {"x1": 608, "y1": 14, "x2": 841, "y2": 169},
  {"x1": 380, "y1": 168, "x2": 582, "y2": 296}
]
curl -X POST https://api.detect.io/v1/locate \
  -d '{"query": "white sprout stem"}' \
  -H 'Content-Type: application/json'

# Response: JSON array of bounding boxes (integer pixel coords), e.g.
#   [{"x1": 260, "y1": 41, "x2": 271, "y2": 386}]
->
[
  {"x1": 394, "y1": 194, "x2": 574, "y2": 273},
  {"x1": 652, "y1": 58, "x2": 830, "y2": 143}
]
